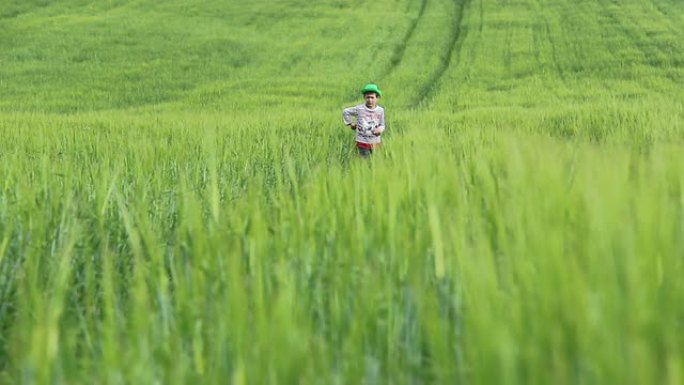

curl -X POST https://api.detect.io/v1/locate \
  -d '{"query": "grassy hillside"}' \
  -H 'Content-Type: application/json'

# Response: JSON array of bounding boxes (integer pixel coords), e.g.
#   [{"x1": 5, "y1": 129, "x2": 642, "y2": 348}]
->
[{"x1": 1, "y1": 0, "x2": 683, "y2": 384}]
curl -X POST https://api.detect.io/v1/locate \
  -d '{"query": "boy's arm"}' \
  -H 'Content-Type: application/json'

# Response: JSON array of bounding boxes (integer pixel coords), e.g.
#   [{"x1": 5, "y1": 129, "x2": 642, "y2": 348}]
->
[
  {"x1": 373, "y1": 109, "x2": 386, "y2": 135},
  {"x1": 342, "y1": 107, "x2": 357, "y2": 128}
]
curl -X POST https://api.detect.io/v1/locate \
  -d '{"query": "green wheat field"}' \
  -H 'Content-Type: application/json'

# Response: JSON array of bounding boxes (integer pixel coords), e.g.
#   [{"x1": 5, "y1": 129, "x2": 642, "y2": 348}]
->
[{"x1": 1, "y1": 0, "x2": 683, "y2": 384}]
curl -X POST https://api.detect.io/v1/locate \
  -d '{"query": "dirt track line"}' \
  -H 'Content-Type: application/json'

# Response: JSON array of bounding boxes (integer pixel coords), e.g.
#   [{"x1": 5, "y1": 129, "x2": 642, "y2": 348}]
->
[
  {"x1": 412, "y1": 0, "x2": 470, "y2": 107},
  {"x1": 598, "y1": 0, "x2": 682, "y2": 85},
  {"x1": 384, "y1": 0, "x2": 428, "y2": 78},
  {"x1": 537, "y1": 0, "x2": 566, "y2": 83}
]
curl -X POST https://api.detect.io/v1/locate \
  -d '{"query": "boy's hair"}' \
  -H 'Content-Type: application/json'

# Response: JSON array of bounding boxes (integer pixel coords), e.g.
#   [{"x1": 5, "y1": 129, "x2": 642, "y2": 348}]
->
[{"x1": 361, "y1": 83, "x2": 382, "y2": 97}]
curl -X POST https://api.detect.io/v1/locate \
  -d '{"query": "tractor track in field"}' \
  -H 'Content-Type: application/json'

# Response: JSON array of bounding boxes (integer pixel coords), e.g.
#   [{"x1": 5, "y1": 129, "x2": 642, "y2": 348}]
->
[
  {"x1": 537, "y1": 1, "x2": 566, "y2": 84},
  {"x1": 598, "y1": 0, "x2": 684, "y2": 85},
  {"x1": 383, "y1": 0, "x2": 428, "y2": 78},
  {"x1": 348, "y1": 0, "x2": 426, "y2": 102},
  {"x1": 648, "y1": 0, "x2": 684, "y2": 41},
  {"x1": 647, "y1": 0, "x2": 684, "y2": 77},
  {"x1": 412, "y1": 0, "x2": 470, "y2": 107}
]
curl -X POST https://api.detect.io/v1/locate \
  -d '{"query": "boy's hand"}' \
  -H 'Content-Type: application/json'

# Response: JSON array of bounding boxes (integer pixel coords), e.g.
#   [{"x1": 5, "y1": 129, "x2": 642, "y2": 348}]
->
[{"x1": 349, "y1": 123, "x2": 357, "y2": 130}]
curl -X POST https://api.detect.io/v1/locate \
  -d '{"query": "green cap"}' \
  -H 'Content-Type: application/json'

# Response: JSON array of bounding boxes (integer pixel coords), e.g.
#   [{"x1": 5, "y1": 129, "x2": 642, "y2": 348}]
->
[{"x1": 361, "y1": 83, "x2": 382, "y2": 97}]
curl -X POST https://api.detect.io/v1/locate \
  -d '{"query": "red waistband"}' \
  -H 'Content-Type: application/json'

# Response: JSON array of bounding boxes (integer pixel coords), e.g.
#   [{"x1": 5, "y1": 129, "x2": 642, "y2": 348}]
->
[{"x1": 356, "y1": 142, "x2": 380, "y2": 149}]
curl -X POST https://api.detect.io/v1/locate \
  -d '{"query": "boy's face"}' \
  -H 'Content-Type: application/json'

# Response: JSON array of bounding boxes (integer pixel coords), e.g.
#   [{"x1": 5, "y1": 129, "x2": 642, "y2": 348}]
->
[{"x1": 364, "y1": 93, "x2": 378, "y2": 108}]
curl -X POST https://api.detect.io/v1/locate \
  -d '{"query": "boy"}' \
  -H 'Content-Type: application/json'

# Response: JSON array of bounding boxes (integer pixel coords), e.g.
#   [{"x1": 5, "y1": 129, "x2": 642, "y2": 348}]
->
[{"x1": 342, "y1": 83, "x2": 385, "y2": 157}]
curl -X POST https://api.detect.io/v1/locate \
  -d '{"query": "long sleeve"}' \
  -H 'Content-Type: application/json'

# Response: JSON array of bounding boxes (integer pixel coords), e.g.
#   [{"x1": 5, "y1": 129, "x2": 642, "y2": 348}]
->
[
  {"x1": 342, "y1": 106, "x2": 357, "y2": 125},
  {"x1": 376, "y1": 108, "x2": 385, "y2": 134}
]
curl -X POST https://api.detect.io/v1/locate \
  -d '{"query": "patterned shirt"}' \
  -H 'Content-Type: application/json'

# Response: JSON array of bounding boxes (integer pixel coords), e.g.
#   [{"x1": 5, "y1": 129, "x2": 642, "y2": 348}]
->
[{"x1": 342, "y1": 104, "x2": 385, "y2": 144}]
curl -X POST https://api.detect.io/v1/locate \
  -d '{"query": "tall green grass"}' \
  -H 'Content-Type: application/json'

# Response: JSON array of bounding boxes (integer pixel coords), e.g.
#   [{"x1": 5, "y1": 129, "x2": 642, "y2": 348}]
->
[{"x1": 1, "y1": 0, "x2": 683, "y2": 384}]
